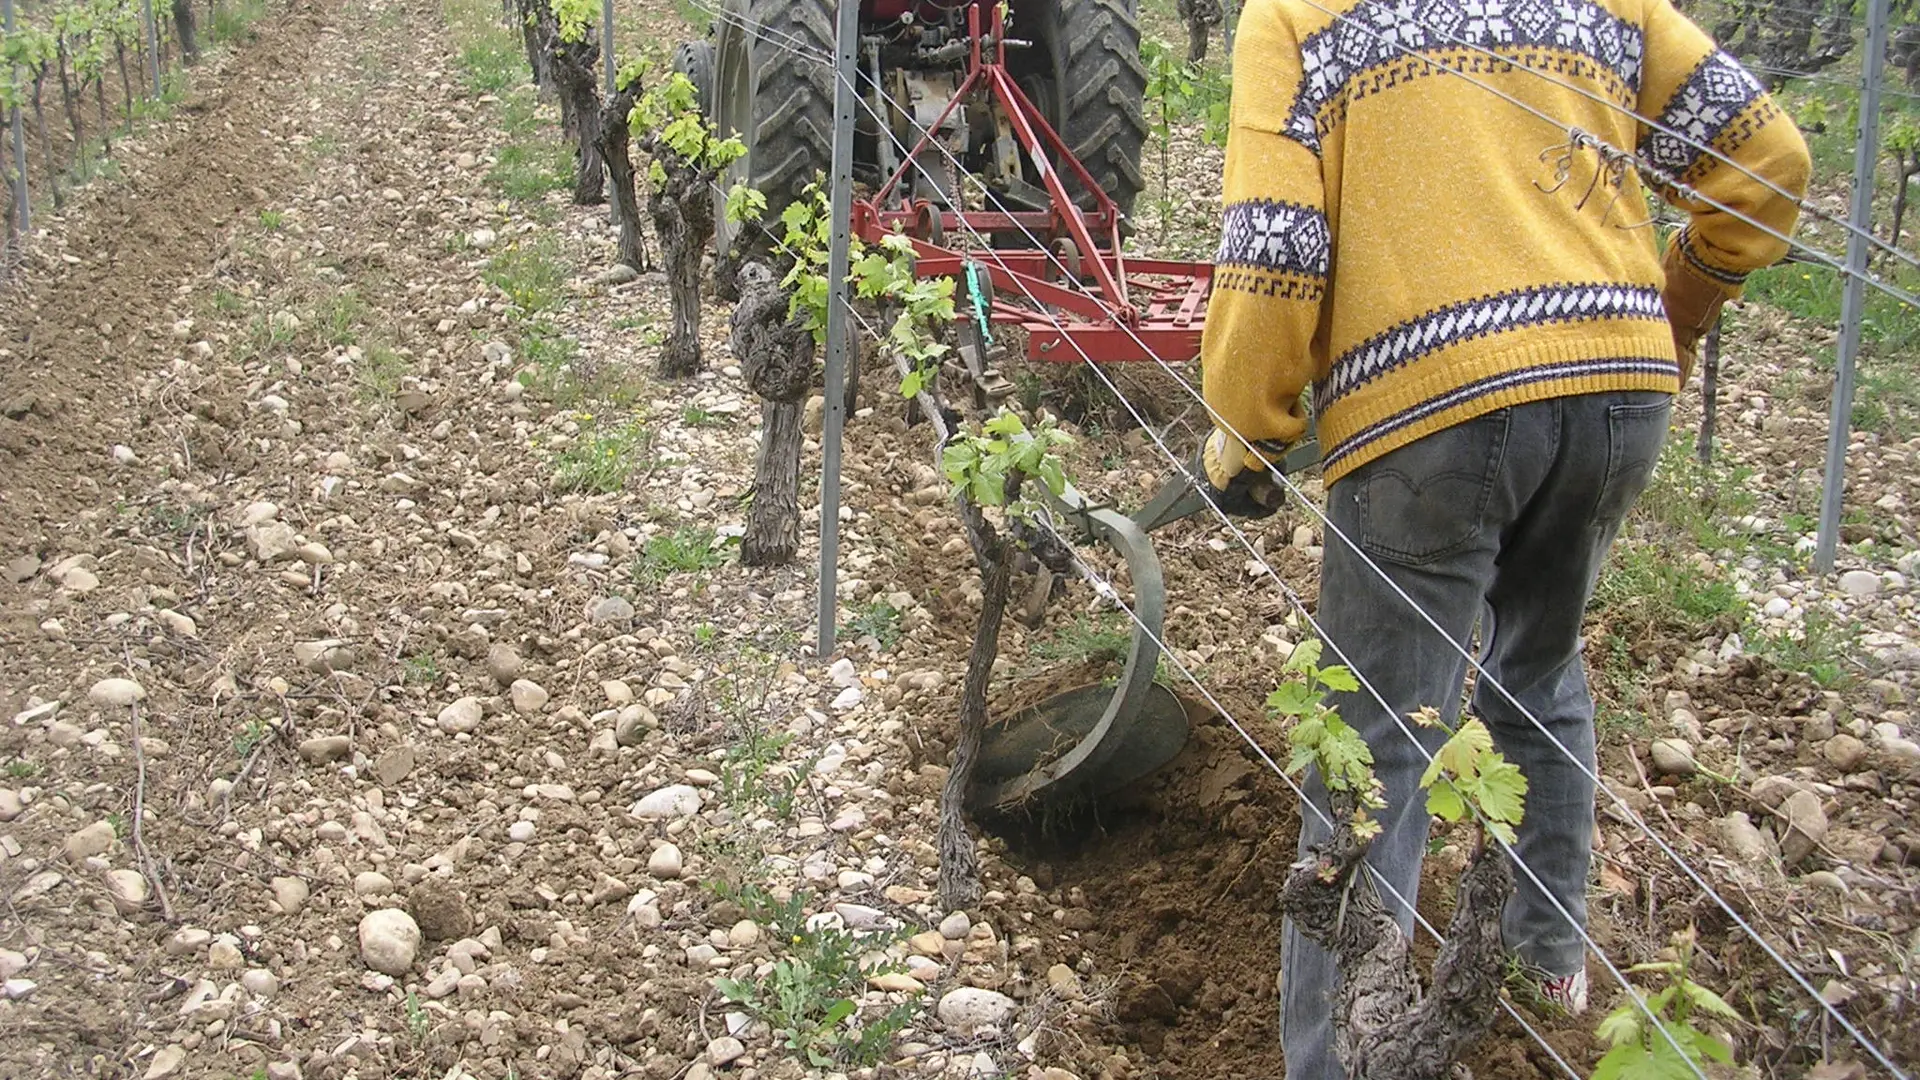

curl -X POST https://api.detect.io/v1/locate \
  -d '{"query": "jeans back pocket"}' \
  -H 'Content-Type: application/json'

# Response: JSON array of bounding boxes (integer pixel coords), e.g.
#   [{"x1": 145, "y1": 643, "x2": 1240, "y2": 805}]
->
[{"x1": 1357, "y1": 410, "x2": 1511, "y2": 566}]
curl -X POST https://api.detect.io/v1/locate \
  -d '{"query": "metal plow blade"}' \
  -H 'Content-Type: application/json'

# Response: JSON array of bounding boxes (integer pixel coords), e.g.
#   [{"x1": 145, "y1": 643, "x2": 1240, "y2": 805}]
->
[{"x1": 968, "y1": 433, "x2": 1322, "y2": 816}]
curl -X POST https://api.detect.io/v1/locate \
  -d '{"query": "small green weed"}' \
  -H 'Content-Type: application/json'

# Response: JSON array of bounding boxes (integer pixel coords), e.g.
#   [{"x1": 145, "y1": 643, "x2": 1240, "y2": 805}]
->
[
  {"x1": 4, "y1": 759, "x2": 34, "y2": 779},
  {"x1": 712, "y1": 885, "x2": 919, "y2": 1068},
  {"x1": 681, "y1": 405, "x2": 724, "y2": 427},
  {"x1": 401, "y1": 651, "x2": 441, "y2": 685},
  {"x1": 1592, "y1": 544, "x2": 1742, "y2": 634},
  {"x1": 1591, "y1": 928, "x2": 1738, "y2": 1080},
  {"x1": 208, "y1": 0, "x2": 269, "y2": 43},
  {"x1": 258, "y1": 209, "x2": 285, "y2": 230},
  {"x1": 358, "y1": 346, "x2": 411, "y2": 401},
  {"x1": 1029, "y1": 612, "x2": 1131, "y2": 664},
  {"x1": 209, "y1": 288, "x2": 246, "y2": 316},
  {"x1": 553, "y1": 418, "x2": 651, "y2": 494},
  {"x1": 486, "y1": 139, "x2": 574, "y2": 201},
  {"x1": 234, "y1": 718, "x2": 271, "y2": 758},
  {"x1": 635, "y1": 526, "x2": 733, "y2": 581},
  {"x1": 844, "y1": 599, "x2": 903, "y2": 650},
  {"x1": 718, "y1": 726, "x2": 814, "y2": 822},
  {"x1": 404, "y1": 990, "x2": 430, "y2": 1044},
  {"x1": 1750, "y1": 609, "x2": 1858, "y2": 689},
  {"x1": 484, "y1": 239, "x2": 570, "y2": 314},
  {"x1": 313, "y1": 288, "x2": 368, "y2": 347}
]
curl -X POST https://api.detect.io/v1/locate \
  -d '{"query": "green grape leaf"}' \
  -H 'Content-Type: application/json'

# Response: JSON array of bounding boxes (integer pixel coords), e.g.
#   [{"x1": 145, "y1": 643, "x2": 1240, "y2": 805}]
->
[{"x1": 1316, "y1": 664, "x2": 1359, "y2": 693}]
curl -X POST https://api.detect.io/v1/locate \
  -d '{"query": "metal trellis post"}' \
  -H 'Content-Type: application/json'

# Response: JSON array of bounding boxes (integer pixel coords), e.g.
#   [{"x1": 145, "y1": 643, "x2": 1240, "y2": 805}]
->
[
  {"x1": 1815, "y1": 0, "x2": 1890, "y2": 574},
  {"x1": 601, "y1": 0, "x2": 613, "y2": 93},
  {"x1": 4, "y1": 0, "x2": 27, "y2": 235},
  {"x1": 142, "y1": 0, "x2": 160, "y2": 97},
  {"x1": 817, "y1": 0, "x2": 858, "y2": 658}
]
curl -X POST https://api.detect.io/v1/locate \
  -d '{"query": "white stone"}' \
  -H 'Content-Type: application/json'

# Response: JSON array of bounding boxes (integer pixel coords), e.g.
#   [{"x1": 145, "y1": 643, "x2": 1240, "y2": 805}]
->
[
  {"x1": 936, "y1": 987, "x2": 1017, "y2": 1033},
  {"x1": 270, "y1": 876, "x2": 308, "y2": 916},
  {"x1": 706, "y1": 1036, "x2": 746, "y2": 1067},
  {"x1": 1837, "y1": 569, "x2": 1881, "y2": 597},
  {"x1": 939, "y1": 911, "x2": 972, "y2": 940},
  {"x1": 2, "y1": 978, "x2": 35, "y2": 1000},
  {"x1": 831, "y1": 686, "x2": 864, "y2": 711},
  {"x1": 240, "y1": 969, "x2": 279, "y2": 998},
  {"x1": 353, "y1": 871, "x2": 395, "y2": 897},
  {"x1": 143, "y1": 1045, "x2": 186, "y2": 1079},
  {"x1": 632, "y1": 784, "x2": 701, "y2": 819},
  {"x1": 1649, "y1": 738, "x2": 1697, "y2": 777},
  {"x1": 87, "y1": 678, "x2": 146, "y2": 707},
  {"x1": 508, "y1": 821, "x2": 536, "y2": 843},
  {"x1": 65, "y1": 820, "x2": 116, "y2": 862},
  {"x1": 358, "y1": 909, "x2": 422, "y2": 975},
  {"x1": 105, "y1": 869, "x2": 150, "y2": 914},
  {"x1": 648, "y1": 843, "x2": 683, "y2": 879},
  {"x1": 509, "y1": 680, "x2": 549, "y2": 714},
  {"x1": 437, "y1": 697, "x2": 484, "y2": 734},
  {"x1": 828, "y1": 658, "x2": 859, "y2": 687},
  {"x1": 1761, "y1": 596, "x2": 1791, "y2": 618}
]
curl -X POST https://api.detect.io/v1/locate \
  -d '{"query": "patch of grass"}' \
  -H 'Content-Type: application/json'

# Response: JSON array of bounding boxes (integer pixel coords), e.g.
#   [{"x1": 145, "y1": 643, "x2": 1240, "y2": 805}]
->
[
  {"x1": 635, "y1": 526, "x2": 734, "y2": 581},
  {"x1": 710, "y1": 884, "x2": 919, "y2": 1069},
  {"x1": 4, "y1": 759, "x2": 35, "y2": 779},
  {"x1": 718, "y1": 726, "x2": 812, "y2": 822},
  {"x1": 1029, "y1": 612, "x2": 1131, "y2": 664},
  {"x1": 233, "y1": 718, "x2": 272, "y2": 759},
  {"x1": 209, "y1": 287, "x2": 246, "y2": 316},
  {"x1": 484, "y1": 238, "x2": 569, "y2": 314},
  {"x1": 146, "y1": 502, "x2": 208, "y2": 538},
  {"x1": 402, "y1": 651, "x2": 441, "y2": 686},
  {"x1": 553, "y1": 418, "x2": 651, "y2": 494},
  {"x1": 404, "y1": 990, "x2": 430, "y2": 1044},
  {"x1": 681, "y1": 405, "x2": 724, "y2": 427},
  {"x1": 358, "y1": 346, "x2": 411, "y2": 401},
  {"x1": 1750, "y1": 610, "x2": 1860, "y2": 689},
  {"x1": 1592, "y1": 543, "x2": 1743, "y2": 634},
  {"x1": 258, "y1": 208, "x2": 285, "y2": 231},
  {"x1": 486, "y1": 138, "x2": 573, "y2": 200},
  {"x1": 208, "y1": 0, "x2": 269, "y2": 44},
  {"x1": 844, "y1": 599, "x2": 903, "y2": 651},
  {"x1": 312, "y1": 288, "x2": 369, "y2": 347}
]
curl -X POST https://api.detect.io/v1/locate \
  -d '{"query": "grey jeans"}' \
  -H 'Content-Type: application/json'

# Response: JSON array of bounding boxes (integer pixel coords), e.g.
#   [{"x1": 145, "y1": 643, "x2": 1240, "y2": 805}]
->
[{"x1": 1280, "y1": 390, "x2": 1672, "y2": 1080}]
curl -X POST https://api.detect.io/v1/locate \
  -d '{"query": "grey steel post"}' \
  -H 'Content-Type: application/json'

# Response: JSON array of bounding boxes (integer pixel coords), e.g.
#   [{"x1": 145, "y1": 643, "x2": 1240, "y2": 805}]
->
[
  {"x1": 817, "y1": 0, "x2": 858, "y2": 657},
  {"x1": 142, "y1": 0, "x2": 160, "y2": 97},
  {"x1": 602, "y1": 0, "x2": 614, "y2": 92},
  {"x1": 1815, "y1": 0, "x2": 1890, "y2": 574},
  {"x1": 4, "y1": 0, "x2": 27, "y2": 234}
]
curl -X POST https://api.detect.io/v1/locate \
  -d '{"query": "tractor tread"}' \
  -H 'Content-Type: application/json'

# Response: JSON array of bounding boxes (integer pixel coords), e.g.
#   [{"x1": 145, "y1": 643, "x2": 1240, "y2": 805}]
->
[{"x1": 1053, "y1": 0, "x2": 1150, "y2": 215}]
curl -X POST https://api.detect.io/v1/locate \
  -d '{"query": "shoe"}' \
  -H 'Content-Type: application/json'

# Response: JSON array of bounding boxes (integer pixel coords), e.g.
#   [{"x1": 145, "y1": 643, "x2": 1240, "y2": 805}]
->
[{"x1": 1534, "y1": 968, "x2": 1589, "y2": 1016}]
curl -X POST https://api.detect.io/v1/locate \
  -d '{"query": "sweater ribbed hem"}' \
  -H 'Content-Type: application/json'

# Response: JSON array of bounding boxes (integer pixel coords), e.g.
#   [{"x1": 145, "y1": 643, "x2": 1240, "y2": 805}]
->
[{"x1": 1318, "y1": 333, "x2": 1680, "y2": 485}]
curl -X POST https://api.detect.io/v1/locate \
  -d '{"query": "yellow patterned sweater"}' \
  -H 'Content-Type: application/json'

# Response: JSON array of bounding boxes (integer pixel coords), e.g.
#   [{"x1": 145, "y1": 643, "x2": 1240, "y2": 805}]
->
[{"x1": 1198, "y1": 0, "x2": 1810, "y2": 485}]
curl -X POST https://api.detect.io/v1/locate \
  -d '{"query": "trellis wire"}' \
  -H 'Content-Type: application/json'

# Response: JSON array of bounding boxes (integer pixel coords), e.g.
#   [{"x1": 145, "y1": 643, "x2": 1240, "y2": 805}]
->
[{"x1": 684, "y1": 1, "x2": 1909, "y2": 1073}]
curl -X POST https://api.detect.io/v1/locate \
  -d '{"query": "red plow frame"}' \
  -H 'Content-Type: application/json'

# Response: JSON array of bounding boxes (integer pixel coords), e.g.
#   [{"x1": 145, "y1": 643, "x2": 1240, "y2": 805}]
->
[{"x1": 849, "y1": 2, "x2": 1213, "y2": 363}]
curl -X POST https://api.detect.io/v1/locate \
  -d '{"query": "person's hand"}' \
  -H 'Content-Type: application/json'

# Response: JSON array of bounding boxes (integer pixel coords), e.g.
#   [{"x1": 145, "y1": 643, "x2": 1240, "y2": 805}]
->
[
  {"x1": 1200, "y1": 427, "x2": 1289, "y2": 519},
  {"x1": 1662, "y1": 235, "x2": 1737, "y2": 388}
]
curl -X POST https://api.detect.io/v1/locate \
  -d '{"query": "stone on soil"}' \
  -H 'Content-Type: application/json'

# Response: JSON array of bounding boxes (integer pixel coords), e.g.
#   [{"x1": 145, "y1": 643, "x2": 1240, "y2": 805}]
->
[
  {"x1": 270, "y1": 877, "x2": 308, "y2": 916},
  {"x1": 936, "y1": 987, "x2": 1017, "y2": 1032},
  {"x1": 437, "y1": 697, "x2": 483, "y2": 734},
  {"x1": 647, "y1": 843, "x2": 683, "y2": 879},
  {"x1": 1649, "y1": 737, "x2": 1697, "y2": 777},
  {"x1": 706, "y1": 1036, "x2": 745, "y2": 1067},
  {"x1": 87, "y1": 678, "x2": 146, "y2": 707},
  {"x1": 1823, "y1": 733, "x2": 1869, "y2": 771},
  {"x1": 632, "y1": 784, "x2": 700, "y2": 819},
  {"x1": 409, "y1": 879, "x2": 472, "y2": 942},
  {"x1": 297, "y1": 735, "x2": 352, "y2": 763},
  {"x1": 105, "y1": 869, "x2": 149, "y2": 914},
  {"x1": 65, "y1": 820, "x2": 116, "y2": 862},
  {"x1": 143, "y1": 1045, "x2": 186, "y2": 1079},
  {"x1": 358, "y1": 909, "x2": 422, "y2": 975},
  {"x1": 1838, "y1": 570, "x2": 1881, "y2": 597},
  {"x1": 1780, "y1": 790, "x2": 1829, "y2": 866},
  {"x1": 509, "y1": 679, "x2": 549, "y2": 714}
]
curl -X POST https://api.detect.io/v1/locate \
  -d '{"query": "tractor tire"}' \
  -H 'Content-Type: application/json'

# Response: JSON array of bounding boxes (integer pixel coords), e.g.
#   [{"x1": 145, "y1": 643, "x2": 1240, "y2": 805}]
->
[
  {"x1": 672, "y1": 39, "x2": 714, "y2": 120},
  {"x1": 710, "y1": 0, "x2": 834, "y2": 261},
  {"x1": 1027, "y1": 0, "x2": 1149, "y2": 217}
]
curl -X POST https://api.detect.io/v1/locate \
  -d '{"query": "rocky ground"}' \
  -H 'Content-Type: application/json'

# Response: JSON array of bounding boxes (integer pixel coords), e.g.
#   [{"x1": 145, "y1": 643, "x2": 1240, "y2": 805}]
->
[{"x1": 0, "y1": 1, "x2": 1916, "y2": 1079}]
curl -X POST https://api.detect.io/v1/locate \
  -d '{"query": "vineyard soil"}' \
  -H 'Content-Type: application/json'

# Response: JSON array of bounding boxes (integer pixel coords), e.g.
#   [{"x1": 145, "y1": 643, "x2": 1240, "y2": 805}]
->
[{"x1": 0, "y1": 0, "x2": 1917, "y2": 1077}]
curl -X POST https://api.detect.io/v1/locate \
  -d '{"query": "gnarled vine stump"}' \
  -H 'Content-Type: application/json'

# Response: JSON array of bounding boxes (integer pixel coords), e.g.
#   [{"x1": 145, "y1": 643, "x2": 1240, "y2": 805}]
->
[
  {"x1": 596, "y1": 86, "x2": 649, "y2": 271},
  {"x1": 730, "y1": 261, "x2": 816, "y2": 566},
  {"x1": 1280, "y1": 793, "x2": 1514, "y2": 1079},
  {"x1": 642, "y1": 147, "x2": 716, "y2": 378}
]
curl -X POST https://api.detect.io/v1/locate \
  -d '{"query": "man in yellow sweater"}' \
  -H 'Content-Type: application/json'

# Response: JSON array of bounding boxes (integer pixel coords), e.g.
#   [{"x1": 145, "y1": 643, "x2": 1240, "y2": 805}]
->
[{"x1": 1194, "y1": 0, "x2": 1809, "y2": 1073}]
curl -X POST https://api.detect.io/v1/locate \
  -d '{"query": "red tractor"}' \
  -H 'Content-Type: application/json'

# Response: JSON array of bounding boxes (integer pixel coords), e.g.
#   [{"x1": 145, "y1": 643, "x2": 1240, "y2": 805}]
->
[{"x1": 676, "y1": 1, "x2": 1213, "y2": 366}]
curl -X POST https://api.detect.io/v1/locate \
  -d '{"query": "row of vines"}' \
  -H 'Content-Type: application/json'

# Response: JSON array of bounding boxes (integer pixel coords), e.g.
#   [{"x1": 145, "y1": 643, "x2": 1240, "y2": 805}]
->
[{"x1": 0, "y1": 0, "x2": 252, "y2": 258}]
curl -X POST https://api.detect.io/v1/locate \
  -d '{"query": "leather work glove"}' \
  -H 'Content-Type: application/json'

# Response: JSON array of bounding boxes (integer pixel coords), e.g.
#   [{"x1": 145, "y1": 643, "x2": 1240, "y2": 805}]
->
[
  {"x1": 1661, "y1": 233, "x2": 1739, "y2": 388},
  {"x1": 1200, "y1": 427, "x2": 1289, "y2": 519}
]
